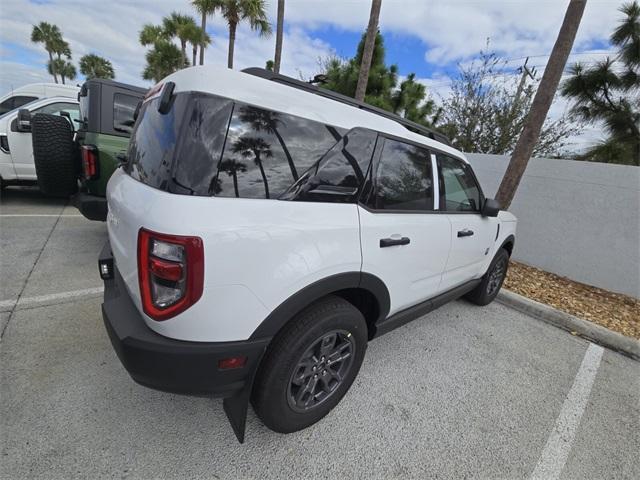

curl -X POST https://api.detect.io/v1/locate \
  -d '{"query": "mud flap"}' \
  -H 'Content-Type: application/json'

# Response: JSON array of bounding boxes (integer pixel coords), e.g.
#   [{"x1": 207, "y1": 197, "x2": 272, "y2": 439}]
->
[{"x1": 223, "y1": 349, "x2": 265, "y2": 443}]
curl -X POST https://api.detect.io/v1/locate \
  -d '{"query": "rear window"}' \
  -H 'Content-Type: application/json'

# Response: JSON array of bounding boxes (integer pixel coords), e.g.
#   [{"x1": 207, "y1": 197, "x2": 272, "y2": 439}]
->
[
  {"x1": 127, "y1": 92, "x2": 233, "y2": 193},
  {"x1": 113, "y1": 93, "x2": 139, "y2": 135},
  {"x1": 128, "y1": 91, "x2": 351, "y2": 198}
]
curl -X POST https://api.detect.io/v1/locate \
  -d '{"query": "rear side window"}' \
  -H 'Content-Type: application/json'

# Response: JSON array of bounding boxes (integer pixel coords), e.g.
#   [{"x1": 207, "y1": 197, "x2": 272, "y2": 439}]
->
[
  {"x1": 0, "y1": 96, "x2": 38, "y2": 115},
  {"x1": 369, "y1": 138, "x2": 434, "y2": 211},
  {"x1": 113, "y1": 93, "x2": 139, "y2": 134},
  {"x1": 216, "y1": 104, "x2": 346, "y2": 199},
  {"x1": 437, "y1": 153, "x2": 481, "y2": 212},
  {"x1": 281, "y1": 128, "x2": 377, "y2": 203}
]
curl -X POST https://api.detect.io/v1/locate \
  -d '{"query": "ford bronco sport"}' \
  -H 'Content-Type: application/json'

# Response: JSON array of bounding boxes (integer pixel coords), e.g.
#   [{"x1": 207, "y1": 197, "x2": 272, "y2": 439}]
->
[
  {"x1": 30, "y1": 78, "x2": 146, "y2": 220},
  {"x1": 100, "y1": 65, "x2": 517, "y2": 443}
]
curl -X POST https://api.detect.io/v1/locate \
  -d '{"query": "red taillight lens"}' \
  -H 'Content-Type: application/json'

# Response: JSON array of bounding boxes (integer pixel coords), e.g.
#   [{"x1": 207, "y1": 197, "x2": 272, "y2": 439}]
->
[
  {"x1": 81, "y1": 145, "x2": 99, "y2": 180},
  {"x1": 218, "y1": 356, "x2": 248, "y2": 370},
  {"x1": 138, "y1": 228, "x2": 204, "y2": 321}
]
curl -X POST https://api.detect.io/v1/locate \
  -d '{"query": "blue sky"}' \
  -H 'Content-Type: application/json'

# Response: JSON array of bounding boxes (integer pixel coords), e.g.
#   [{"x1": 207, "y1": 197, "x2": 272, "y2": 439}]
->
[{"x1": 0, "y1": 0, "x2": 626, "y2": 149}]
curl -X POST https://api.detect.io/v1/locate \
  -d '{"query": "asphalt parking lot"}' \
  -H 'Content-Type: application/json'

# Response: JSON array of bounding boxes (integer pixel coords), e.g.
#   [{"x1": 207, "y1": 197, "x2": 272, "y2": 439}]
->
[{"x1": 1, "y1": 186, "x2": 639, "y2": 480}]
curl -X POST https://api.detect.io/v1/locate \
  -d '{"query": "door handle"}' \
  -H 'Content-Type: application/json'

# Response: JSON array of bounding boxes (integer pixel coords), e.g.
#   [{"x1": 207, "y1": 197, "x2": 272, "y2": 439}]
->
[
  {"x1": 380, "y1": 237, "x2": 411, "y2": 248},
  {"x1": 457, "y1": 229, "x2": 474, "y2": 238}
]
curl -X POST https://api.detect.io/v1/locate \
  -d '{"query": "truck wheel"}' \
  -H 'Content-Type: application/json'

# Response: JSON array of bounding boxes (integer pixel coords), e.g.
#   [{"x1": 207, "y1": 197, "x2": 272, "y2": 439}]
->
[
  {"x1": 251, "y1": 295, "x2": 368, "y2": 433},
  {"x1": 465, "y1": 248, "x2": 510, "y2": 306},
  {"x1": 31, "y1": 113, "x2": 78, "y2": 197}
]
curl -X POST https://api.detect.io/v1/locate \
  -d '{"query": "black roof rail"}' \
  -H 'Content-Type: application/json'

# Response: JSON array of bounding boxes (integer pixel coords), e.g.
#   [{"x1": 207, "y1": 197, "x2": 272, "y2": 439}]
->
[{"x1": 241, "y1": 67, "x2": 451, "y2": 146}]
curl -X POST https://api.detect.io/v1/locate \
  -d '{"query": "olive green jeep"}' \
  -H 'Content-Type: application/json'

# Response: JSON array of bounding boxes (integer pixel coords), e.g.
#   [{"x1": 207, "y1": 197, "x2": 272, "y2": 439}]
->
[{"x1": 31, "y1": 79, "x2": 146, "y2": 220}]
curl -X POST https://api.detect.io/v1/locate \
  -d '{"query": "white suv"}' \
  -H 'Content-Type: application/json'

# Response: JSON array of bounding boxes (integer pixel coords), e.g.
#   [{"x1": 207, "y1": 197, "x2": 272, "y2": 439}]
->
[{"x1": 100, "y1": 66, "x2": 517, "y2": 442}]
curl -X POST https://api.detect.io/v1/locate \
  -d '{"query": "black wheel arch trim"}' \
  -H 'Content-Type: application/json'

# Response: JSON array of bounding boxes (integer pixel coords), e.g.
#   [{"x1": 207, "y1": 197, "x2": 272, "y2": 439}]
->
[
  {"x1": 499, "y1": 234, "x2": 516, "y2": 255},
  {"x1": 249, "y1": 271, "x2": 390, "y2": 340}
]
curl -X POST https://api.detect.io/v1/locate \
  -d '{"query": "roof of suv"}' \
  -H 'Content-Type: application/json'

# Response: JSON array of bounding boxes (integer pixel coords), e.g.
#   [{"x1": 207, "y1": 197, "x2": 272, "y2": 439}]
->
[{"x1": 162, "y1": 65, "x2": 467, "y2": 162}]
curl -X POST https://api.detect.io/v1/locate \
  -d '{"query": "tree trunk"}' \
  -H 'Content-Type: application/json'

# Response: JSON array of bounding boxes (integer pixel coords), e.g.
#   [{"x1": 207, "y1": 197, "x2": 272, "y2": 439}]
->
[
  {"x1": 180, "y1": 40, "x2": 187, "y2": 68},
  {"x1": 199, "y1": 14, "x2": 206, "y2": 65},
  {"x1": 232, "y1": 171, "x2": 239, "y2": 197},
  {"x1": 274, "y1": 0, "x2": 285, "y2": 74},
  {"x1": 255, "y1": 153, "x2": 270, "y2": 199},
  {"x1": 228, "y1": 22, "x2": 236, "y2": 69},
  {"x1": 192, "y1": 45, "x2": 197, "y2": 67},
  {"x1": 355, "y1": 0, "x2": 382, "y2": 102},
  {"x1": 273, "y1": 128, "x2": 297, "y2": 180},
  {"x1": 495, "y1": 0, "x2": 587, "y2": 209},
  {"x1": 48, "y1": 51, "x2": 58, "y2": 84}
]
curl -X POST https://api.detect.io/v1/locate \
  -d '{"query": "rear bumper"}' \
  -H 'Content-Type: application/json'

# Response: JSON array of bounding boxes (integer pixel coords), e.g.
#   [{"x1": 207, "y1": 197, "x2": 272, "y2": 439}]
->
[
  {"x1": 74, "y1": 192, "x2": 108, "y2": 221},
  {"x1": 100, "y1": 244, "x2": 269, "y2": 397}
]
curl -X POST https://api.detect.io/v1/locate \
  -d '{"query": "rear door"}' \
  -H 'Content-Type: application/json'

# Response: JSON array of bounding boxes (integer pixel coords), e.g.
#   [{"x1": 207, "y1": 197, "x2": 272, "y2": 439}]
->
[
  {"x1": 435, "y1": 153, "x2": 496, "y2": 290},
  {"x1": 359, "y1": 137, "x2": 452, "y2": 316}
]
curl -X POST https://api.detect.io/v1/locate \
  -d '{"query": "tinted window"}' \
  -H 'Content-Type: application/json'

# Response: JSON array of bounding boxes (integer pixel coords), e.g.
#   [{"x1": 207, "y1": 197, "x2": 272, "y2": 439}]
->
[
  {"x1": 0, "y1": 96, "x2": 38, "y2": 115},
  {"x1": 128, "y1": 92, "x2": 233, "y2": 193},
  {"x1": 282, "y1": 128, "x2": 377, "y2": 203},
  {"x1": 371, "y1": 139, "x2": 434, "y2": 211},
  {"x1": 216, "y1": 104, "x2": 346, "y2": 199},
  {"x1": 113, "y1": 93, "x2": 139, "y2": 134},
  {"x1": 437, "y1": 153, "x2": 481, "y2": 212}
]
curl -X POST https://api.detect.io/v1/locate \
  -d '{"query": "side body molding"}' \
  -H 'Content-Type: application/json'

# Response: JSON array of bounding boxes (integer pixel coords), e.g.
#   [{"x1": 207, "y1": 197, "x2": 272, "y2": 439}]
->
[{"x1": 249, "y1": 271, "x2": 391, "y2": 340}]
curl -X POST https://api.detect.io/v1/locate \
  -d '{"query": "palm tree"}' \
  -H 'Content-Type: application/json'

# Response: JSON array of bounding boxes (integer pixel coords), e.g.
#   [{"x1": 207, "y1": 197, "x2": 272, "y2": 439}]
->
[
  {"x1": 238, "y1": 106, "x2": 298, "y2": 180},
  {"x1": 192, "y1": 0, "x2": 218, "y2": 65},
  {"x1": 142, "y1": 40, "x2": 183, "y2": 83},
  {"x1": 210, "y1": 0, "x2": 272, "y2": 69},
  {"x1": 49, "y1": 58, "x2": 76, "y2": 85},
  {"x1": 219, "y1": 158, "x2": 247, "y2": 197},
  {"x1": 355, "y1": 0, "x2": 382, "y2": 101},
  {"x1": 273, "y1": 0, "x2": 285, "y2": 73},
  {"x1": 185, "y1": 23, "x2": 211, "y2": 66},
  {"x1": 561, "y1": 1, "x2": 639, "y2": 166},
  {"x1": 231, "y1": 136, "x2": 273, "y2": 198},
  {"x1": 139, "y1": 24, "x2": 166, "y2": 46},
  {"x1": 163, "y1": 12, "x2": 199, "y2": 67},
  {"x1": 495, "y1": 0, "x2": 587, "y2": 209},
  {"x1": 31, "y1": 22, "x2": 65, "y2": 83},
  {"x1": 79, "y1": 54, "x2": 115, "y2": 80}
]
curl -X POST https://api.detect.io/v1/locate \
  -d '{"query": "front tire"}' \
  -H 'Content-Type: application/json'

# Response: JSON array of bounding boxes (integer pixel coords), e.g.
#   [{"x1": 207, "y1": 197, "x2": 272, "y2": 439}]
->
[
  {"x1": 465, "y1": 248, "x2": 510, "y2": 306},
  {"x1": 251, "y1": 295, "x2": 368, "y2": 433}
]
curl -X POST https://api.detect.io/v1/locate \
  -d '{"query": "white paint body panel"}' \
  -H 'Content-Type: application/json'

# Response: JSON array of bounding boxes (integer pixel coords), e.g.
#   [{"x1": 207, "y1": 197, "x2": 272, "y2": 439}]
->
[
  {"x1": 0, "y1": 83, "x2": 79, "y2": 107},
  {"x1": 107, "y1": 169, "x2": 362, "y2": 342}
]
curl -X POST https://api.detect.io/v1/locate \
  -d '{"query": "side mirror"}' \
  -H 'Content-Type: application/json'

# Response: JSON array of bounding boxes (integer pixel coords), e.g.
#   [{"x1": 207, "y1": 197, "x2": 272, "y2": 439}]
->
[
  {"x1": 481, "y1": 198, "x2": 501, "y2": 217},
  {"x1": 16, "y1": 109, "x2": 32, "y2": 132}
]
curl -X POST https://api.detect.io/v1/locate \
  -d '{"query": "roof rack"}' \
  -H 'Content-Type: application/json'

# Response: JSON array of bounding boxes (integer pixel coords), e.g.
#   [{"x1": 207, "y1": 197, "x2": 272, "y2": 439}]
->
[{"x1": 241, "y1": 67, "x2": 451, "y2": 146}]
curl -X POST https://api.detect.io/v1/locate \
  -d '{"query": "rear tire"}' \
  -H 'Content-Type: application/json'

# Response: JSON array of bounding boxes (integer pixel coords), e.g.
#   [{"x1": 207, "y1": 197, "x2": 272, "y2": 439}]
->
[
  {"x1": 465, "y1": 248, "x2": 510, "y2": 306},
  {"x1": 251, "y1": 295, "x2": 368, "y2": 433},
  {"x1": 31, "y1": 113, "x2": 78, "y2": 197}
]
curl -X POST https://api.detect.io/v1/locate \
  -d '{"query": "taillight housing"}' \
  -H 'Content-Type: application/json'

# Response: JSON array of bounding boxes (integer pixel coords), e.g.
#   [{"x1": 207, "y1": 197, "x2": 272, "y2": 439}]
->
[
  {"x1": 81, "y1": 145, "x2": 99, "y2": 180},
  {"x1": 138, "y1": 228, "x2": 204, "y2": 321}
]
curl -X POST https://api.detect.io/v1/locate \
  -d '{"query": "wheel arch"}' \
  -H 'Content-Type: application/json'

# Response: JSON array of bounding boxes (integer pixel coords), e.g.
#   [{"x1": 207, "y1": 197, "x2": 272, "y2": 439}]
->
[
  {"x1": 500, "y1": 234, "x2": 515, "y2": 256},
  {"x1": 249, "y1": 272, "x2": 390, "y2": 342}
]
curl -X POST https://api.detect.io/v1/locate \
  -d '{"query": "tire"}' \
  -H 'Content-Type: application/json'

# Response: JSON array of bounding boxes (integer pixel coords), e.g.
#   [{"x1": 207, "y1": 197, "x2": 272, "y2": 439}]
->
[
  {"x1": 251, "y1": 295, "x2": 368, "y2": 433},
  {"x1": 465, "y1": 248, "x2": 510, "y2": 306},
  {"x1": 31, "y1": 113, "x2": 78, "y2": 197}
]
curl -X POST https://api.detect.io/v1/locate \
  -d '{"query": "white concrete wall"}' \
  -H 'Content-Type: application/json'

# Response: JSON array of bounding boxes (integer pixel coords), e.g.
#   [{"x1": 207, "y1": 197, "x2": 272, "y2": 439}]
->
[{"x1": 466, "y1": 153, "x2": 640, "y2": 298}]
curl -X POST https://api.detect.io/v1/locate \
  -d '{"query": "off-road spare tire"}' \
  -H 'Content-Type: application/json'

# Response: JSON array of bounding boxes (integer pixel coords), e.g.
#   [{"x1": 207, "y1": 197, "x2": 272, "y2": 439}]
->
[{"x1": 31, "y1": 113, "x2": 78, "y2": 197}]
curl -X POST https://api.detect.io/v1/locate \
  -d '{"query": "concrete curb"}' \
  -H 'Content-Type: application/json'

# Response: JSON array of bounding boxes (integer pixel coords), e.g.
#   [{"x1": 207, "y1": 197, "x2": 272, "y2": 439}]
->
[{"x1": 497, "y1": 289, "x2": 640, "y2": 361}]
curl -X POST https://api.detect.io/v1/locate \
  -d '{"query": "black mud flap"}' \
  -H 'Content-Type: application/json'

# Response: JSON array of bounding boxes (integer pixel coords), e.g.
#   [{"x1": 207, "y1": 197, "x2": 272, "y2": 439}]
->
[{"x1": 223, "y1": 349, "x2": 265, "y2": 443}]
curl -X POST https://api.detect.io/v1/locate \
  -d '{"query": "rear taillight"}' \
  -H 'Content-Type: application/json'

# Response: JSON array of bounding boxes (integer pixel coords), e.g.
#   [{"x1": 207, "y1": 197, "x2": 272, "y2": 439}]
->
[
  {"x1": 81, "y1": 145, "x2": 99, "y2": 180},
  {"x1": 137, "y1": 229, "x2": 204, "y2": 321}
]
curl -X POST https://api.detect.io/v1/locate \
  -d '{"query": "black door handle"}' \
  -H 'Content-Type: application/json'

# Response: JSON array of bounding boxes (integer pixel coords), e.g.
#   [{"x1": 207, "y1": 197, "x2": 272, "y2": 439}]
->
[
  {"x1": 380, "y1": 237, "x2": 410, "y2": 248},
  {"x1": 457, "y1": 229, "x2": 474, "y2": 238}
]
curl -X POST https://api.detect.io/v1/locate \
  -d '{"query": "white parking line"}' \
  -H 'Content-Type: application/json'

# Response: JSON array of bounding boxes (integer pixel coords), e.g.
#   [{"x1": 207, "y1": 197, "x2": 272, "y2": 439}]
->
[
  {"x1": 0, "y1": 287, "x2": 103, "y2": 312},
  {"x1": 0, "y1": 214, "x2": 83, "y2": 217},
  {"x1": 530, "y1": 343, "x2": 604, "y2": 480}
]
